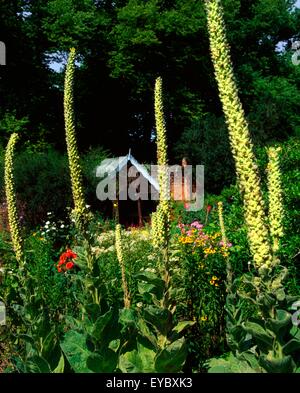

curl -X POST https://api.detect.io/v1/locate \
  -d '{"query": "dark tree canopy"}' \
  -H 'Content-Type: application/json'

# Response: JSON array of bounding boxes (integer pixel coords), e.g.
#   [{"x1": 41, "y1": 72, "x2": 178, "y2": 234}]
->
[{"x1": 1, "y1": 0, "x2": 300, "y2": 191}]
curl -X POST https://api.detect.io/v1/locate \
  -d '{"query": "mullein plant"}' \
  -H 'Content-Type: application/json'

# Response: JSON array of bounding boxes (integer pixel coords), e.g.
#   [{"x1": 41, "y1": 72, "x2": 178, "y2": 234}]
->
[
  {"x1": 217, "y1": 201, "x2": 227, "y2": 247},
  {"x1": 152, "y1": 77, "x2": 171, "y2": 250},
  {"x1": 4, "y1": 133, "x2": 23, "y2": 262},
  {"x1": 266, "y1": 147, "x2": 284, "y2": 253},
  {"x1": 204, "y1": 0, "x2": 273, "y2": 273},
  {"x1": 64, "y1": 48, "x2": 90, "y2": 231},
  {"x1": 151, "y1": 77, "x2": 173, "y2": 307},
  {"x1": 205, "y1": 0, "x2": 300, "y2": 373},
  {"x1": 115, "y1": 224, "x2": 131, "y2": 309},
  {"x1": 217, "y1": 201, "x2": 232, "y2": 289}
]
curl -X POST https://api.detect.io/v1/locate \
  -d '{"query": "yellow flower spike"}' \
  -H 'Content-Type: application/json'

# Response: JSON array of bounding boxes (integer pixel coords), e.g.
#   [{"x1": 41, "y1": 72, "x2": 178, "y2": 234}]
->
[
  {"x1": 115, "y1": 224, "x2": 131, "y2": 309},
  {"x1": 204, "y1": 0, "x2": 272, "y2": 268},
  {"x1": 64, "y1": 48, "x2": 89, "y2": 230},
  {"x1": 4, "y1": 133, "x2": 23, "y2": 262},
  {"x1": 151, "y1": 211, "x2": 160, "y2": 248},
  {"x1": 153, "y1": 77, "x2": 171, "y2": 248},
  {"x1": 267, "y1": 147, "x2": 284, "y2": 253},
  {"x1": 217, "y1": 201, "x2": 228, "y2": 246}
]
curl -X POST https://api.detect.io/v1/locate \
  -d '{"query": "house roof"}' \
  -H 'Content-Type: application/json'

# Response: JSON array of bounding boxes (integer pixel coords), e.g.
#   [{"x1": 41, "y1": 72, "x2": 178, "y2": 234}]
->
[{"x1": 96, "y1": 150, "x2": 160, "y2": 191}]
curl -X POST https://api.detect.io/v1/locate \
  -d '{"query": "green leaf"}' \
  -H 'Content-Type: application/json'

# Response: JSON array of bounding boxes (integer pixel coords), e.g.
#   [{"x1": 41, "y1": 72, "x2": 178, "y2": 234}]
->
[
  {"x1": 266, "y1": 309, "x2": 291, "y2": 335},
  {"x1": 119, "y1": 342, "x2": 156, "y2": 373},
  {"x1": 52, "y1": 353, "x2": 65, "y2": 373},
  {"x1": 41, "y1": 331, "x2": 56, "y2": 358},
  {"x1": 243, "y1": 321, "x2": 273, "y2": 350},
  {"x1": 136, "y1": 317, "x2": 157, "y2": 348},
  {"x1": 137, "y1": 281, "x2": 156, "y2": 295},
  {"x1": 172, "y1": 321, "x2": 195, "y2": 334},
  {"x1": 26, "y1": 356, "x2": 51, "y2": 373},
  {"x1": 275, "y1": 288, "x2": 286, "y2": 302},
  {"x1": 18, "y1": 334, "x2": 35, "y2": 346},
  {"x1": 143, "y1": 306, "x2": 173, "y2": 336},
  {"x1": 239, "y1": 352, "x2": 261, "y2": 371},
  {"x1": 60, "y1": 331, "x2": 91, "y2": 373},
  {"x1": 86, "y1": 349, "x2": 117, "y2": 373},
  {"x1": 290, "y1": 325, "x2": 300, "y2": 340},
  {"x1": 83, "y1": 303, "x2": 102, "y2": 323},
  {"x1": 135, "y1": 271, "x2": 164, "y2": 300},
  {"x1": 119, "y1": 308, "x2": 137, "y2": 327},
  {"x1": 208, "y1": 353, "x2": 258, "y2": 373},
  {"x1": 155, "y1": 337, "x2": 187, "y2": 373},
  {"x1": 108, "y1": 339, "x2": 120, "y2": 352},
  {"x1": 92, "y1": 309, "x2": 113, "y2": 341},
  {"x1": 282, "y1": 339, "x2": 300, "y2": 355},
  {"x1": 259, "y1": 354, "x2": 295, "y2": 373}
]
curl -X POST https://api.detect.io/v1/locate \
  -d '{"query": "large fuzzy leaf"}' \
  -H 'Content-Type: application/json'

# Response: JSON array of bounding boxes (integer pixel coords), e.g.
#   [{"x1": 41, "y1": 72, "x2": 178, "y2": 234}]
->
[{"x1": 60, "y1": 331, "x2": 92, "y2": 373}]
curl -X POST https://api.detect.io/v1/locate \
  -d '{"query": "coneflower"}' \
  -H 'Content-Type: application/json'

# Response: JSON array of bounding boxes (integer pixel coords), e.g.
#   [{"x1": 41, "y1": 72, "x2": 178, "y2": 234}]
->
[
  {"x1": 4, "y1": 133, "x2": 23, "y2": 262},
  {"x1": 204, "y1": 0, "x2": 272, "y2": 270}
]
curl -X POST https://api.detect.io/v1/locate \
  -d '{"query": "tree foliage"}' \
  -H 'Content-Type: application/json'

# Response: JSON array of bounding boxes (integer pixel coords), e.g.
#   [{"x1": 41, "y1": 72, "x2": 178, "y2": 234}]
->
[{"x1": 0, "y1": 0, "x2": 300, "y2": 184}]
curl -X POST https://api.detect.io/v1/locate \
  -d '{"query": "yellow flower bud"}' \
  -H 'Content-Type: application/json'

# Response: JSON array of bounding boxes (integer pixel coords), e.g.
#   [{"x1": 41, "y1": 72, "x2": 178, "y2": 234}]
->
[{"x1": 4, "y1": 133, "x2": 23, "y2": 262}]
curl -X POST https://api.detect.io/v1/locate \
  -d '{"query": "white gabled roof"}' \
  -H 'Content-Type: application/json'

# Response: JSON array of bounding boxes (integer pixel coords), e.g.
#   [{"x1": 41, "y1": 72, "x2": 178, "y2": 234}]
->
[{"x1": 96, "y1": 151, "x2": 160, "y2": 191}]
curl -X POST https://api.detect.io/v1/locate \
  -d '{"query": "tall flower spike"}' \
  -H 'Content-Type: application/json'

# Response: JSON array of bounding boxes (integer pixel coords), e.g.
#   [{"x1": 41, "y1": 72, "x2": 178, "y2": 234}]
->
[
  {"x1": 64, "y1": 48, "x2": 87, "y2": 229},
  {"x1": 217, "y1": 201, "x2": 227, "y2": 246},
  {"x1": 204, "y1": 0, "x2": 272, "y2": 269},
  {"x1": 4, "y1": 133, "x2": 23, "y2": 262},
  {"x1": 154, "y1": 77, "x2": 171, "y2": 247},
  {"x1": 115, "y1": 224, "x2": 131, "y2": 308},
  {"x1": 217, "y1": 201, "x2": 233, "y2": 289},
  {"x1": 151, "y1": 211, "x2": 159, "y2": 248},
  {"x1": 267, "y1": 147, "x2": 284, "y2": 253}
]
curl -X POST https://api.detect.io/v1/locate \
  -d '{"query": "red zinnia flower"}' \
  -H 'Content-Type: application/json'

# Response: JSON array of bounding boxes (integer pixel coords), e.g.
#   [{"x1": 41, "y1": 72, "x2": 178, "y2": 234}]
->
[
  {"x1": 65, "y1": 249, "x2": 77, "y2": 259},
  {"x1": 66, "y1": 261, "x2": 74, "y2": 270}
]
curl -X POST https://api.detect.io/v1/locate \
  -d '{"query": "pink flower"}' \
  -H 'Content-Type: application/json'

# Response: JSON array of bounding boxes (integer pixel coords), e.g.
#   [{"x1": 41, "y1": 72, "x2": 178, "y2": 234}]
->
[{"x1": 191, "y1": 221, "x2": 203, "y2": 230}]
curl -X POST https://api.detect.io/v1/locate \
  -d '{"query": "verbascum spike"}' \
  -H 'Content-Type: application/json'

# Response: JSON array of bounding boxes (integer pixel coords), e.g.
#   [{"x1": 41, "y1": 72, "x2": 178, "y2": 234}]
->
[
  {"x1": 154, "y1": 77, "x2": 171, "y2": 247},
  {"x1": 267, "y1": 147, "x2": 284, "y2": 253},
  {"x1": 217, "y1": 201, "x2": 227, "y2": 245},
  {"x1": 151, "y1": 211, "x2": 159, "y2": 248},
  {"x1": 115, "y1": 224, "x2": 131, "y2": 308},
  {"x1": 64, "y1": 48, "x2": 88, "y2": 229},
  {"x1": 204, "y1": 0, "x2": 272, "y2": 268},
  {"x1": 4, "y1": 133, "x2": 23, "y2": 262}
]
